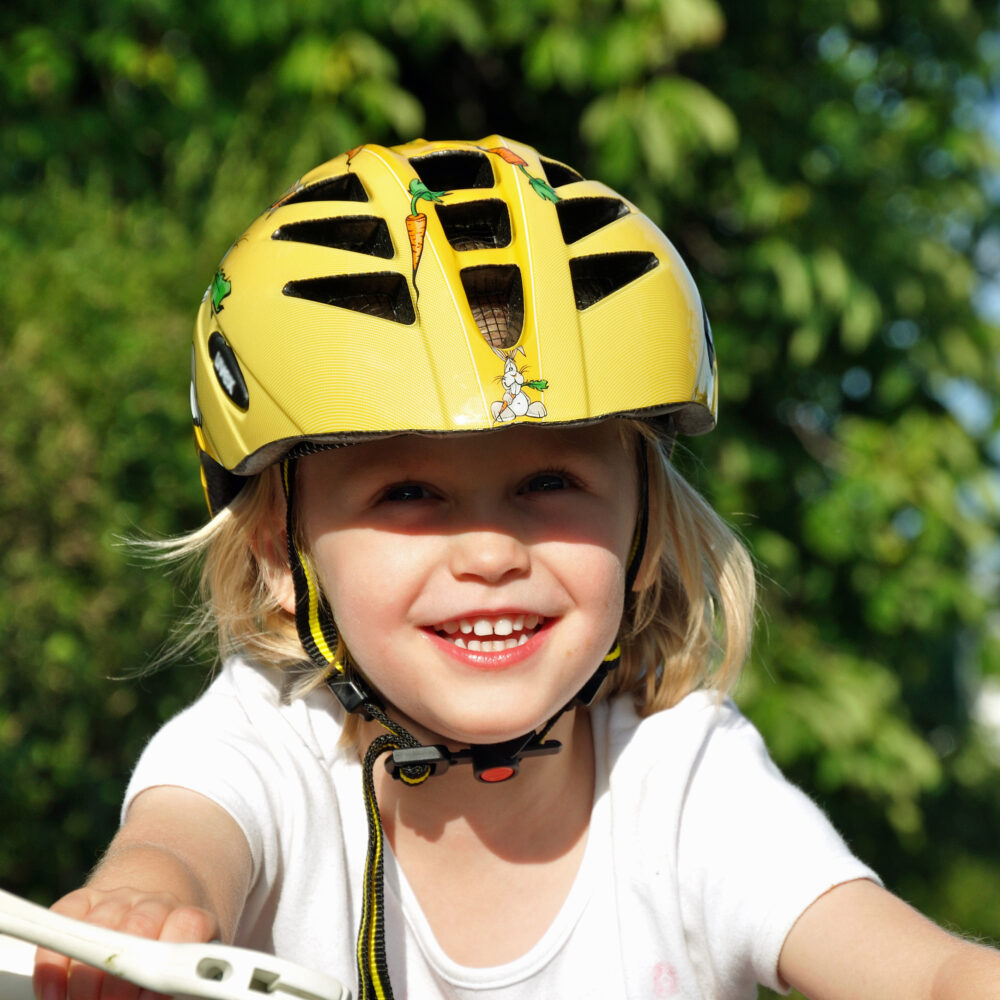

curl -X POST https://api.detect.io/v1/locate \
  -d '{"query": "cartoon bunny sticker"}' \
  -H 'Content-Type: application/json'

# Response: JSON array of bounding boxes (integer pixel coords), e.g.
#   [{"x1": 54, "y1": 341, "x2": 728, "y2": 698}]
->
[{"x1": 490, "y1": 346, "x2": 549, "y2": 422}]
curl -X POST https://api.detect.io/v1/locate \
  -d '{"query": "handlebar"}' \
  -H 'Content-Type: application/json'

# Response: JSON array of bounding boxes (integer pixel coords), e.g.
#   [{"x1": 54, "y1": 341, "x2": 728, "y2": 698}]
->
[{"x1": 0, "y1": 888, "x2": 349, "y2": 1000}]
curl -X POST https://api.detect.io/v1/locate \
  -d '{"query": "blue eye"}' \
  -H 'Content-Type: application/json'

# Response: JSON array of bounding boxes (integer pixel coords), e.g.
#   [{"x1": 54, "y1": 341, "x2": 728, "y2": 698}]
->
[
  {"x1": 383, "y1": 483, "x2": 432, "y2": 502},
  {"x1": 523, "y1": 472, "x2": 570, "y2": 492}
]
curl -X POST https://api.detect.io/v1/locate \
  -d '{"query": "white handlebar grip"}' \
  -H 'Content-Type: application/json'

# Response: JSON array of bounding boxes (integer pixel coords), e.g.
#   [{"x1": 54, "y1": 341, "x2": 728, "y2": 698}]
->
[{"x1": 0, "y1": 888, "x2": 349, "y2": 1000}]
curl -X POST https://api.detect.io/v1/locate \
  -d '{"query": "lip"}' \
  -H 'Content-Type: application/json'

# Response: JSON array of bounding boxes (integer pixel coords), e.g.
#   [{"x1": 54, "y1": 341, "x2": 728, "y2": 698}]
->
[{"x1": 422, "y1": 614, "x2": 553, "y2": 672}]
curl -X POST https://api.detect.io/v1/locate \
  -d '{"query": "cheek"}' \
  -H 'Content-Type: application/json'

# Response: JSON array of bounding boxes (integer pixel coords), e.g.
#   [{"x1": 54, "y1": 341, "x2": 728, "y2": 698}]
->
[
  {"x1": 555, "y1": 538, "x2": 628, "y2": 626},
  {"x1": 309, "y1": 533, "x2": 370, "y2": 632},
  {"x1": 310, "y1": 532, "x2": 424, "y2": 645}
]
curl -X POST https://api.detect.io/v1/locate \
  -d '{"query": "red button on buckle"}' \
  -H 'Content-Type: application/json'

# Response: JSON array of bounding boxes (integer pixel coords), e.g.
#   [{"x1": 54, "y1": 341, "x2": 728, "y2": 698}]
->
[{"x1": 479, "y1": 765, "x2": 516, "y2": 783}]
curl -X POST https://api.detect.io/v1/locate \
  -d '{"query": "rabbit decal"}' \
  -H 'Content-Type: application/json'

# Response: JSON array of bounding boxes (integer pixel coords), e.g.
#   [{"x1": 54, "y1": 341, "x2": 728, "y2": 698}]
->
[{"x1": 490, "y1": 346, "x2": 549, "y2": 422}]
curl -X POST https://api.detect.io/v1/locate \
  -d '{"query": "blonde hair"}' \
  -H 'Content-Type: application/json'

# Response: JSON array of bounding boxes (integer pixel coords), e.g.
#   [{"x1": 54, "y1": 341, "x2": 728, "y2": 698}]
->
[
  {"x1": 608, "y1": 423, "x2": 755, "y2": 713},
  {"x1": 165, "y1": 421, "x2": 756, "y2": 715}
]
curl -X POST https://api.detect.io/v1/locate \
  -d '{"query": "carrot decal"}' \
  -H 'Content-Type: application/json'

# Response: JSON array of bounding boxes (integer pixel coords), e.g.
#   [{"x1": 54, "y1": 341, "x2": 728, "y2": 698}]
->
[
  {"x1": 345, "y1": 144, "x2": 365, "y2": 168},
  {"x1": 528, "y1": 175, "x2": 560, "y2": 203},
  {"x1": 486, "y1": 147, "x2": 528, "y2": 167},
  {"x1": 406, "y1": 178, "x2": 448, "y2": 299},
  {"x1": 482, "y1": 146, "x2": 560, "y2": 203},
  {"x1": 405, "y1": 214, "x2": 427, "y2": 286}
]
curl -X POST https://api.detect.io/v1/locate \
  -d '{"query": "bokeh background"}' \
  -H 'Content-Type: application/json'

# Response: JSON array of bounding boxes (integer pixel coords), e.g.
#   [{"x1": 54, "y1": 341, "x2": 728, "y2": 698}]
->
[{"x1": 3, "y1": 1, "x2": 1000, "y2": 994}]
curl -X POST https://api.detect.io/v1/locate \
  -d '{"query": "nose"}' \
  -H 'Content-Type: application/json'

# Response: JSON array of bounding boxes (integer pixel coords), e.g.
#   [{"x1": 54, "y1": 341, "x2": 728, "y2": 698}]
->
[{"x1": 448, "y1": 527, "x2": 531, "y2": 585}]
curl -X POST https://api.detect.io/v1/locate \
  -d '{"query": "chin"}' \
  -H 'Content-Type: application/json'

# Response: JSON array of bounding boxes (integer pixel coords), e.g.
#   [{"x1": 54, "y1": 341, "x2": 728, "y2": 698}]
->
[
  {"x1": 384, "y1": 680, "x2": 581, "y2": 748},
  {"x1": 417, "y1": 707, "x2": 562, "y2": 749}
]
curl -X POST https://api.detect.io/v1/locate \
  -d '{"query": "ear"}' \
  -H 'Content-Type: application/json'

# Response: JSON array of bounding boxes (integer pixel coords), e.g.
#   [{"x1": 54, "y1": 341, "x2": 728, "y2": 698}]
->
[
  {"x1": 257, "y1": 533, "x2": 297, "y2": 615},
  {"x1": 251, "y1": 468, "x2": 297, "y2": 616}
]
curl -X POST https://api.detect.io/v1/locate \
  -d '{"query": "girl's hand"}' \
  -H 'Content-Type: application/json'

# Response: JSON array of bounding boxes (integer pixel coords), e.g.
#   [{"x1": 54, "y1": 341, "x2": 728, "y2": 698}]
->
[
  {"x1": 33, "y1": 886, "x2": 219, "y2": 1000},
  {"x1": 30, "y1": 786, "x2": 251, "y2": 1000}
]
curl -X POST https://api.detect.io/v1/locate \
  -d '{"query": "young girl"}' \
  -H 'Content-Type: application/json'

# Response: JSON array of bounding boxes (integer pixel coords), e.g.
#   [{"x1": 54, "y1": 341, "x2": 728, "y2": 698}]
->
[{"x1": 34, "y1": 137, "x2": 1000, "y2": 1000}]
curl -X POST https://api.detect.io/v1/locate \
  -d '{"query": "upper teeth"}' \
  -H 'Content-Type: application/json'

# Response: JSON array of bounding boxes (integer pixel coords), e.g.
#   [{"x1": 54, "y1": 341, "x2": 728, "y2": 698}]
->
[{"x1": 437, "y1": 614, "x2": 541, "y2": 638}]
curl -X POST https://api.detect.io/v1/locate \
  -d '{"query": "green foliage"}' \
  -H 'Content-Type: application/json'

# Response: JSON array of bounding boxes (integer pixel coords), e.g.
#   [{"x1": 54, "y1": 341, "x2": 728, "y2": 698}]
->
[{"x1": 2, "y1": 0, "x2": 999, "y2": 963}]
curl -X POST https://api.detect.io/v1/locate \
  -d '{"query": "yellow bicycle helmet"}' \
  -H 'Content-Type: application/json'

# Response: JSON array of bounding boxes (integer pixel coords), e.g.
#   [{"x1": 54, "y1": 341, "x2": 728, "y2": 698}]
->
[
  {"x1": 191, "y1": 135, "x2": 716, "y2": 515},
  {"x1": 189, "y1": 136, "x2": 719, "y2": 1000}
]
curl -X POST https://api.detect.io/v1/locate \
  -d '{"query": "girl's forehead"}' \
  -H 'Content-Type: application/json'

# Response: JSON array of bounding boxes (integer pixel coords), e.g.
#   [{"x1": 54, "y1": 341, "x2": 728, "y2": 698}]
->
[{"x1": 310, "y1": 421, "x2": 634, "y2": 471}]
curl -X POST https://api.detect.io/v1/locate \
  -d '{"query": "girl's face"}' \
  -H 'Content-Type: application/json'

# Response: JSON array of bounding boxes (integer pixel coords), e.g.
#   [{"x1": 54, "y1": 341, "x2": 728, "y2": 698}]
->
[{"x1": 293, "y1": 422, "x2": 638, "y2": 746}]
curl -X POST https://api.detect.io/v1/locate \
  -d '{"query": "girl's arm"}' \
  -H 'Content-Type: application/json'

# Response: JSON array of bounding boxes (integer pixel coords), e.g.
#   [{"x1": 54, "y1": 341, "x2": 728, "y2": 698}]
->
[
  {"x1": 33, "y1": 785, "x2": 252, "y2": 1000},
  {"x1": 779, "y1": 878, "x2": 1000, "y2": 1000}
]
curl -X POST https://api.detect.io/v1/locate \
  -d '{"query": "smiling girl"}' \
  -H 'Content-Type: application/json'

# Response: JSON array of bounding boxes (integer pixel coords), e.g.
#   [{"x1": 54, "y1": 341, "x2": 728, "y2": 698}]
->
[{"x1": 35, "y1": 137, "x2": 1000, "y2": 1000}]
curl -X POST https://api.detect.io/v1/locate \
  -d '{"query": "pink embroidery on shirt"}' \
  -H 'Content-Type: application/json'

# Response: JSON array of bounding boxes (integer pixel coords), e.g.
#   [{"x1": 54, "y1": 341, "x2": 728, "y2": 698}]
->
[{"x1": 652, "y1": 960, "x2": 679, "y2": 997}]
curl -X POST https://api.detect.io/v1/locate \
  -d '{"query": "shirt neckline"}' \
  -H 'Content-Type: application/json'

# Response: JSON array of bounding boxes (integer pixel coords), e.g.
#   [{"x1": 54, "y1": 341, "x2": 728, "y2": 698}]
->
[{"x1": 382, "y1": 702, "x2": 612, "y2": 990}]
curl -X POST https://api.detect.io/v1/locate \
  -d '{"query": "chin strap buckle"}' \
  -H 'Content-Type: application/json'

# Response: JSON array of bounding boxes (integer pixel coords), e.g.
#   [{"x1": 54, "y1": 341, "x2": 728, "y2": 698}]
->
[
  {"x1": 324, "y1": 670, "x2": 379, "y2": 719},
  {"x1": 386, "y1": 736, "x2": 563, "y2": 784}
]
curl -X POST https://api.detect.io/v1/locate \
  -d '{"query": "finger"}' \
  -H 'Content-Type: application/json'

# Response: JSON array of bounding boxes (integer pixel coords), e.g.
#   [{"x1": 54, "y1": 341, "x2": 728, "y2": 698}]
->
[
  {"x1": 101, "y1": 972, "x2": 144, "y2": 1000},
  {"x1": 34, "y1": 947, "x2": 69, "y2": 1000},
  {"x1": 65, "y1": 958, "x2": 105, "y2": 1000},
  {"x1": 34, "y1": 891, "x2": 96, "y2": 1000},
  {"x1": 109, "y1": 902, "x2": 214, "y2": 1000},
  {"x1": 49, "y1": 891, "x2": 97, "y2": 921},
  {"x1": 159, "y1": 905, "x2": 219, "y2": 944},
  {"x1": 61, "y1": 896, "x2": 133, "y2": 1000},
  {"x1": 98, "y1": 931, "x2": 145, "y2": 1000},
  {"x1": 99, "y1": 904, "x2": 174, "y2": 1000},
  {"x1": 118, "y1": 899, "x2": 174, "y2": 942}
]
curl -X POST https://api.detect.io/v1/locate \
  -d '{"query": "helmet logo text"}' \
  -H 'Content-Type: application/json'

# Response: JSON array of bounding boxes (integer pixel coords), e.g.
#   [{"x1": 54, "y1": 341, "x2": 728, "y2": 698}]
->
[{"x1": 208, "y1": 332, "x2": 250, "y2": 411}]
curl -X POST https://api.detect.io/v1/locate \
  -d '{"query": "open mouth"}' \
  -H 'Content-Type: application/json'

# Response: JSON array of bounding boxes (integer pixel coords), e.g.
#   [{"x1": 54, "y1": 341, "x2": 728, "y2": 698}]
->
[{"x1": 432, "y1": 614, "x2": 546, "y2": 652}]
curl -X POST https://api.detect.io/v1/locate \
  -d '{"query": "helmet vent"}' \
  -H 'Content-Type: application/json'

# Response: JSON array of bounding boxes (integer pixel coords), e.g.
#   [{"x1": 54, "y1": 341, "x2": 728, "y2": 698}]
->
[
  {"x1": 569, "y1": 252, "x2": 659, "y2": 309},
  {"x1": 271, "y1": 217, "x2": 394, "y2": 258},
  {"x1": 540, "y1": 158, "x2": 584, "y2": 188},
  {"x1": 556, "y1": 197, "x2": 630, "y2": 244},
  {"x1": 281, "y1": 173, "x2": 368, "y2": 205},
  {"x1": 283, "y1": 273, "x2": 415, "y2": 324},
  {"x1": 460, "y1": 265, "x2": 524, "y2": 348},
  {"x1": 702, "y1": 302, "x2": 715, "y2": 367},
  {"x1": 410, "y1": 151, "x2": 494, "y2": 191},
  {"x1": 436, "y1": 200, "x2": 512, "y2": 250}
]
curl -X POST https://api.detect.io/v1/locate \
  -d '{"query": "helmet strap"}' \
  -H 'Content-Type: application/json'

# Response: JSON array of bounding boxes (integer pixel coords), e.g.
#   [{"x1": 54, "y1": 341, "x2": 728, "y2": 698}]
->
[
  {"x1": 281, "y1": 459, "x2": 342, "y2": 676},
  {"x1": 624, "y1": 435, "x2": 650, "y2": 595}
]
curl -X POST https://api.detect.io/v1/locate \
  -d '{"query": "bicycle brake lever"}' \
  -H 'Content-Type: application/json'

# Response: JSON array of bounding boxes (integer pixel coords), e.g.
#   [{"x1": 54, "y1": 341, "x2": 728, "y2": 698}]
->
[{"x1": 0, "y1": 887, "x2": 349, "y2": 1000}]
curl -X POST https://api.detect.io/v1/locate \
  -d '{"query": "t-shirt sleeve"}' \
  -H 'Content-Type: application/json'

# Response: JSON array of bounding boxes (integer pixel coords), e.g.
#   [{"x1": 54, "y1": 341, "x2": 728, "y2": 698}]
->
[
  {"x1": 121, "y1": 678, "x2": 285, "y2": 886},
  {"x1": 676, "y1": 701, "x2": 880, "y2": 995}
]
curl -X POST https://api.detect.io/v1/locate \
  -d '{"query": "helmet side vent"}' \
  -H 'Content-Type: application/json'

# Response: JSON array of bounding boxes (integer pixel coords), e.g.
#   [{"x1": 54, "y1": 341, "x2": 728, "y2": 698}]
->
[
  {"x1": 436, "y1": 200, "x2": 512, "y2": 250},
  {"x1": 283, "y1": 273, "x2": 415, "y2": 324},
  {"x1": 271, "y1": 217, "x2": 394, "y2": 258},
  {"x1": 569, "y1": 252, "x2": 659, "y2": 309},
  {"x1": 540, "y1": 158, "x2": 584, "y2": 188},
  {"x1": 701, "y1": 302, "x2": 716, "y2": 367},
  {"x1": 460, "y1": 265, "x2": 524, "y2": 349},
  {"x1": 556, "y1": 197, "x2": 630, "y2": 244},
  {"x1": 410, "y1": 151, "x2": 494, "y2": 191},
  {"x1": 281, "y1": 173, "x2": 368, "y2": 205}
]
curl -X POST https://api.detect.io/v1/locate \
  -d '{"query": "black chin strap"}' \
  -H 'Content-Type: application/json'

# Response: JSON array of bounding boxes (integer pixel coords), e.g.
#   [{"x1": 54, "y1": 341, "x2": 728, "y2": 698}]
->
[{"x1": 281, "y1": 444, "x2": 647, "y2": 999}]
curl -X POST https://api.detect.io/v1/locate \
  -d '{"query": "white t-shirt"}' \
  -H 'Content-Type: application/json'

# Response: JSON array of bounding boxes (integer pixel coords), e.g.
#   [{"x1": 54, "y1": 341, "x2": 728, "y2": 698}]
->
[{"x1": 124, "y1": 657, "x2": 877, "y2": 999}]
